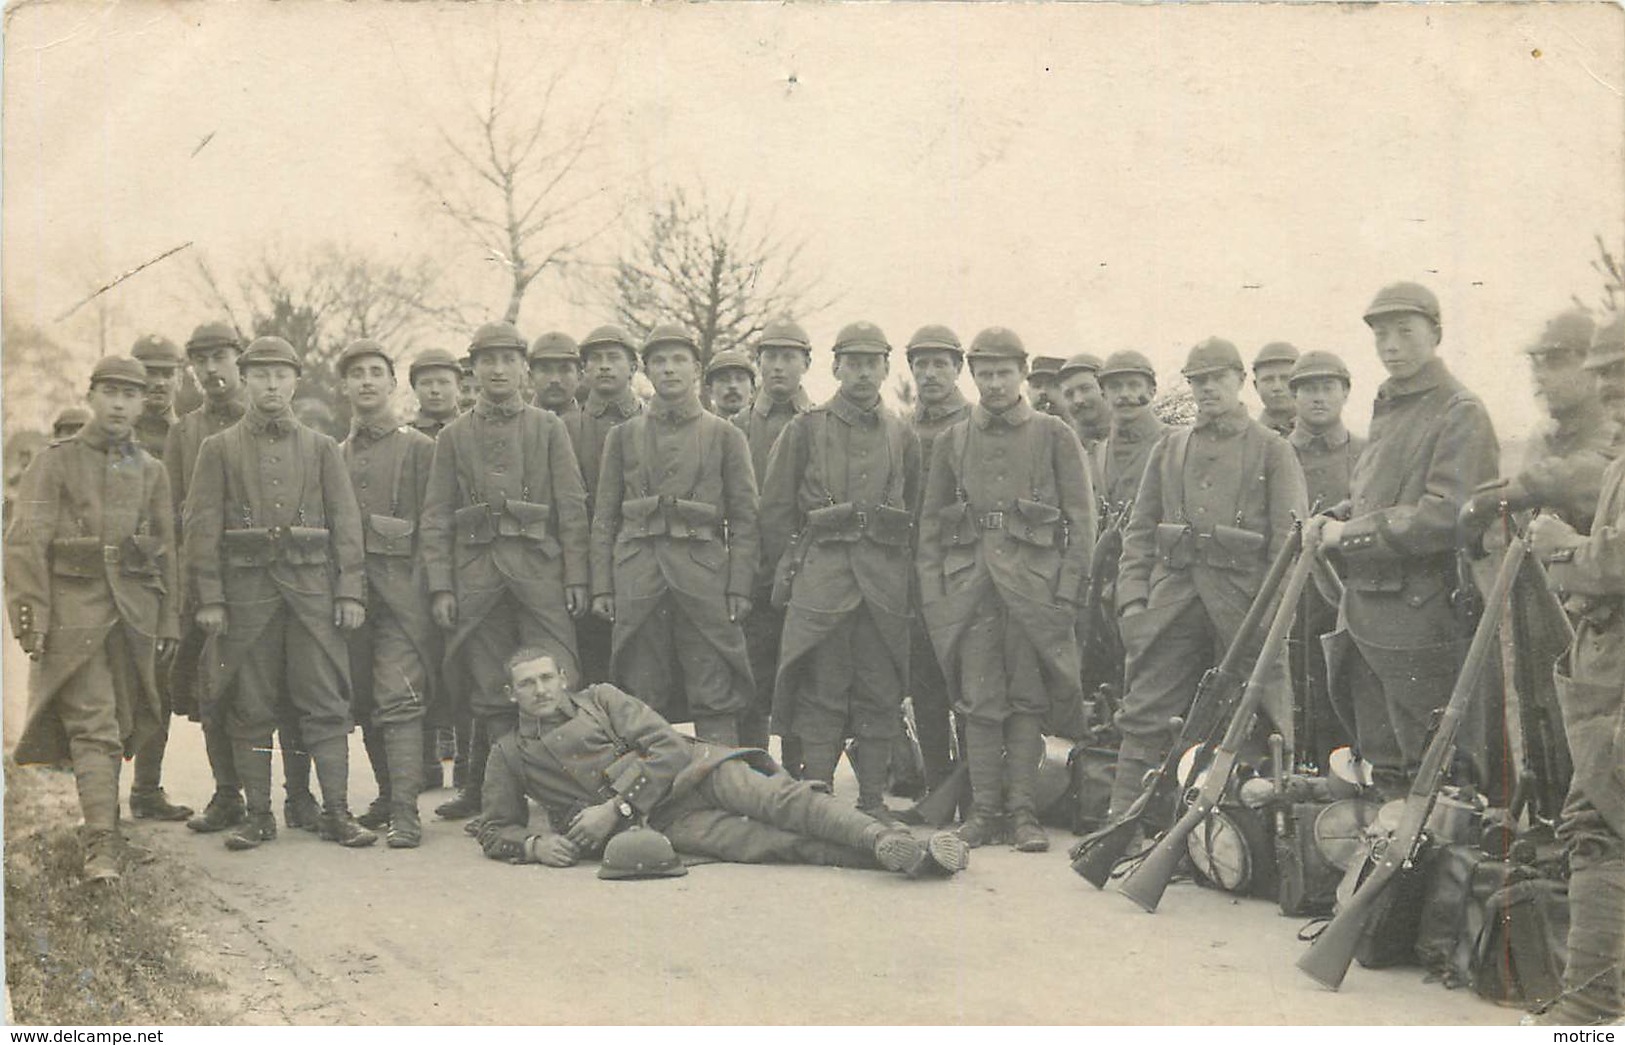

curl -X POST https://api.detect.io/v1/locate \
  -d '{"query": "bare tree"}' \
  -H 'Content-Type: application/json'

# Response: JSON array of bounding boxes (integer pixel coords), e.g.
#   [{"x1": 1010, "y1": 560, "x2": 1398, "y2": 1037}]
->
[
  {"x1": 603, "y1": 186, "x2": 834, "y2": 367},
  {"x1": 409, "y1": 49, "x2": 617, "y2": 324},
  {"x1": 1573, "y1": 233, "x2": 1625, "y2": 317},
  {"x1": 2, "y1": 315, "x2": 93, "y2": 434},
  {"x1": 1153, "y1": 383, "x2": 1197, "y2": 426}
]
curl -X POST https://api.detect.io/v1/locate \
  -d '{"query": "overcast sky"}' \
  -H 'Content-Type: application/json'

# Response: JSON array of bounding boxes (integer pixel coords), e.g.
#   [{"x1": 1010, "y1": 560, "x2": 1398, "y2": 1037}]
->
[{"x1": 4, "y1": 1, "x2": 1623, "y2": 439}]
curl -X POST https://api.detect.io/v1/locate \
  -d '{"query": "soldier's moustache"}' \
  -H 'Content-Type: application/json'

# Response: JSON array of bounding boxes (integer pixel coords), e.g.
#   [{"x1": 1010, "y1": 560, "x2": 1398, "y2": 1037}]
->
[{"x1": 1114, "y1": 393, "x2": 1151, "y2": 408}]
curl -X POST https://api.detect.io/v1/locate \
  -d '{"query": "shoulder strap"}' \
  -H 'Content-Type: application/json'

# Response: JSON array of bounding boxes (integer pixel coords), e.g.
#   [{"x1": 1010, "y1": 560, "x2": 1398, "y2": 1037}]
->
[{"x1": 386, "y1": 430, "x2": 409, "y2": 516}]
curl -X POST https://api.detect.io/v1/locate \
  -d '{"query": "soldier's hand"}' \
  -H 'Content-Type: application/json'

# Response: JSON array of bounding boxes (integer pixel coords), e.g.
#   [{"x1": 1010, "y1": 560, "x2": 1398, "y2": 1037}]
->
[
  {"x1": 591, "y1": 595, "x2": 615, "y2": 622},
  {"x1": 528, "y1": 835, "x2": 579, "y2": 868},
  {"x1": 727, "y1": 594, "x2": 752, "y2": 622},
  {"x1": 565, "y1": 801, "x2": 620, "y2": 850},
  {"x1": 334, "y1": 598, "x2": 366, "y2": 631},
  {"x1": 1316, "y1": 519, "x2": 1346, "y2": 551},
  {"x1": 1528, "y1": 514, "x2": 1580, "y2": 562},
  {"x1": 565, "y1": 585, "x2": 589, "y2": 618},
  {"x1": 432, "y1": 592, "x2": 458, "y2": 630},
  {"x1": 1119, "y1": 600, "x2": 1147, "y2": 620},
  {"x1": 196, "y1": 604, "x2": 228, "y2": 637},
  {"x1": 19, "y1": 630, "x2": 45, "y2": 660}
]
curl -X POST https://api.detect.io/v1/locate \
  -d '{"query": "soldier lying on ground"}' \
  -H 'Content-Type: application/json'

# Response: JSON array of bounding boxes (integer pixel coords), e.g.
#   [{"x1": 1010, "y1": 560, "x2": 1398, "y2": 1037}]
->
[{"x1": 475, "y1": 648, "x2": 970, "y2": 880}]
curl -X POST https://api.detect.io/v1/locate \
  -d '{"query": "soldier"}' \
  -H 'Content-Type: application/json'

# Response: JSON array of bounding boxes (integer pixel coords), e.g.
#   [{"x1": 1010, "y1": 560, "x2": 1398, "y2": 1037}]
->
[
  {"x1": 1253, "y1": 341, "x2": 1300, "y2": 436},
  {"x1": 734, "y1": 320, "x2": 814, "y2": 763},
  {"x1": 1108, "y1": 337, "x2": 1306, "y2": 817},
  {"x1": 335, "y1": 340, "x2": 439, "y2": 847},
  {"x1": 51, "y1": 405, "x2": 91, "y2": 439},
  {"x1": 1094, "y1": 350, "x2": 1171, "y2": 517},
  {"x1": 917, "y1": 327, "x2": 1096, "y2": 851},
  {"x1": 590, "y1": 324, "x2": 758, "y2": 745},
  {"x1": 759, "y1": 322, "x2": 921, "y2": 816},
  {"x1": 705, "y1": 348, "x2": 757, "y2": 420},
  {"x1": 1313, "y1": 283, "x2": 1498, "y2": 800},
  {"x1": 408, "y1": 349, "x2": 464, "y2": 439},
  {"x1": 420, "y1": 321, "x2": 590, "y2": 821},
  {"x1": 475, "y1": 648, "x2": 968, "y2": 878},
  {"x1": 1586, "y1": 313, "x2": 1625, "y2": 429},
  {"x1": 184, "y1": 336, "x2": 374, "y2": 850},
  {"x1": 1058, "y1": 353, "x2": 1111, "y2": 447},
  {"x1": 121, "y1": 334, "x2": 193, "y2": 823},
  {"x1": 1027, "y1": 355, "x2": 1065, "y2": 417},
  {"x1": 528, "y1": 331, "x2": 583, "y2": 426},
  {"x1": 1286, "y1": 350, "x2": 1365, "y2": 769},
  {"x1": 904, "y1": 324, "x2": 972, "y2": 791},
  {"x1": 456, "y1": 356, "x2": 479, "y2": 415},
  {"x1": 5, "y1": 356, "x2": 179, "y2": 881}
]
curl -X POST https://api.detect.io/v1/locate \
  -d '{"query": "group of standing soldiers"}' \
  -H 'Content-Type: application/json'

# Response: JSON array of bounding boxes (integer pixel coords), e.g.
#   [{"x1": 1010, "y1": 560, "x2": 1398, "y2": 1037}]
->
[{"x1": 6, "y1": 277, "x2": 1624, "y2": 1024}]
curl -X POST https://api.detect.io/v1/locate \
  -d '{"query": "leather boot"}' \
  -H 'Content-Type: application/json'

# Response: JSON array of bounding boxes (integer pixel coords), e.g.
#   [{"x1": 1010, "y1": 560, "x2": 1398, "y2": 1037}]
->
[
  {"x1": 798, "y1": 738, "x2": 842, "y2": 795},
  {"x1": 692, "y1": 714, "x2": 739, "y2": 747},
  {"x1": 421, "y1": 727, "x2": 445, "y2": 792},
  {"x1": 1107, "y1": 736, "x2": 1164, "y2": 821},
  {"x1": 225, "y1": 739, "x2": 277, "y2": 851},
  {"x1": 188, "y1": 722, "x2": 245, "y2": 833},
  {"x1": 281, "y1": 728, "x2": 320, "y2": 829},
  {"x1": 384, "y1": 721, "x2": 425, "y2": 849},
  {"x1": 1004, "y1": 713, "x2": 1049, "y2": 852},
  {"x1": 853, "y1": 735, "x2": 896, "y2": 822},
  {"x1": 957, "y1": 719, "x2": 1008, "y2": 847},
  {"x1": 130, "y1": 715, "x2": 192, "y2": 821},
  {"x1": 73, "y1": 746, "x2": 121, "y2": 881},
  {"x1": 451, "y1": 710, "x2": 472, "y2": 789},
  {"x1": 437, "y1": 718, "x2": 486, "y2": 819},
  {"x1": 1537, "y1": 855, "x2": 1625, "y2": 1025},
  {"x1": 310, "y1": 736, "x2": 378, "y2": 847},
  {"x1": 356, "y1": 725, "x2": 392, "y2": 829}
]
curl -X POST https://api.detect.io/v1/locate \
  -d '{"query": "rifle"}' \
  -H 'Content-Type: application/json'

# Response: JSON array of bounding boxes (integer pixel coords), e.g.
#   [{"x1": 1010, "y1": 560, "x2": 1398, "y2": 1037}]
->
[
  {"x1": 1296, "y1": 530, "x2": 1527, "y2": 990},
  {"x1": 1069, "y1": 522, "x2": 1304, "y2": 887},
  {"x1": 1505, "y1": 547, "x2": 1575, "y2": 828},
  {"x1": 1078, "y1": 499, "x2": 1132, "y2": 689},
  {"x1": 1117, "y1": 519, "x2": 1314, "y2": 913}
]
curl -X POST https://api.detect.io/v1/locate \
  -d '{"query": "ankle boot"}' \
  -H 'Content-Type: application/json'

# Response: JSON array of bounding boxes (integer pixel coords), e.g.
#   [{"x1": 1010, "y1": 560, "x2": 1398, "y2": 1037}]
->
[
  {"x1": 437, "y1": 719, "x2": 487, "y2": 819},
  {"x1": 692, "y1": 714, "x2": 739, "y2": 747},
  {"x1": 310, "y1": 736, "x2": 378, "y2": 847},
  {"x1": 225, "y1": 739, "x2": 277, "y2": 851},
  {"x1": 853, "y1": 735, "x2": 896, "y2": 821},
  {"x1": 357, "y1": 725, "x2": 392, "y2": 829},
  {"x1": 384, "y1": 722, "x2": 425, "y2": 849},
  {"x1": 1537, "y1": 855, "x2": 1625, "y2": 1025},
  {"x1": 189, "y1": 722, "x2": 245, "y2": 833},
  {"x1": 422, "y1": 728, "x2": 445, "y2": 791},
  {"x1": 72, "y1": 746, "x2": 121, "y2": 880},
  {"x1": 956, "y1": 719, "x2": 1008, "y2": 848},
  {"x1": 798, "y1": 738, "x2": 842, "y2": 794},
  {"x1": 1004, "y1": 713, "x2": 1049, "y2": 852}
]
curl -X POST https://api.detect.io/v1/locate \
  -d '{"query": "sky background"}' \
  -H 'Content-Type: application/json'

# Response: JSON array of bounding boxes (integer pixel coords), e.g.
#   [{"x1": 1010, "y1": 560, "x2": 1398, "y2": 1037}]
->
[{"x1": 4, "y1": 1, "x2": 1623, "y2": 440}]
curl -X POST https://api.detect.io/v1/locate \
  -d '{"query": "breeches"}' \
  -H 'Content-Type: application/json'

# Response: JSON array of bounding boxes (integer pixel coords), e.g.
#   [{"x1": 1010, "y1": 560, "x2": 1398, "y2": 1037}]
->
[
  {"x1": 795, "y1": 605, "x2": 903, "y2": 743},
  {"x1": 349, "y1": 601, "x2": 429, "y2": 728},
  {"x1": 658, "y1": 760, "x2": 877, "y2": 867},
  {"x1": 53, "y1": 629, "x2": 139, "y2": 763},
  {"x1": 957, "y1": 594, "x2": 1046, "y2": 725},
  {"x1": 224, "y1": 606, "x2": 350, "y2": 746}
]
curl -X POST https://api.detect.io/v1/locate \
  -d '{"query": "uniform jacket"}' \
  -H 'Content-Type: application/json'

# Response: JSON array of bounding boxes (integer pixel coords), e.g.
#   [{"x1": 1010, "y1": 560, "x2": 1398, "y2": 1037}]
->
[
  {"x1": 1336, "y1": 358, "x2": 1498, "y2": 653},
  {"x1": 478, "y1": 684, "x2": 776, "y2": 861},
  {"x1": 5, "y1": 429, "x2": 178, "y2": 762},
  {"x1": 590, "y1": 392, "x2": 759, "y2": 707},
  {"x1": 911, "y1": 390, "x2": 971, "y2": 480},
  {"x1": 163, "y1": 394, "x2": 247, "y2": 587},
  {"x1": 564, "y1": 388, "x2": 641, "y2": 507},
  {"x1": 734, "y1": 386, "x2": 813, "y2": 484},
  {"x1": 133, "y1": 408, "x2": 175, "y2": 461},
  {"x1": 1261, "y1": 408, "x2": 1297, "y2": 438},
  {"x1": 915, "y1": 399, "x2": 1097, "y2": 708},
  {"x1": 1117, "y1": 405, "x2": 1306, "y2": 614},
  {"x1": 183, "y1": 409, "x2": 366, "y2": 712},
  {"x1": 1515, "y1": 399, "x2": 1622, "y2": 531},
  {"x1": 408, "y1": 409, "x2": 454, "y2": 441},
  {"x1": 1094, "y1": 410, "x2": 1172, "y2": 516},
  {"x1": 1290, "y1": 421, "x2": 1367, "y2": 516},
  {"x1": 419, "y1": 395, "x2": 590, "y2": 686}
]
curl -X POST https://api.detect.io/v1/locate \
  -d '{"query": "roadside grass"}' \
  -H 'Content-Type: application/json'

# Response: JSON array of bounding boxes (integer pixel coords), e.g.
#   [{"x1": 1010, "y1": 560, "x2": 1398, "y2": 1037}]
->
[{"x1": 4, "y1": 760, "x2": 222, "y2": 1025}]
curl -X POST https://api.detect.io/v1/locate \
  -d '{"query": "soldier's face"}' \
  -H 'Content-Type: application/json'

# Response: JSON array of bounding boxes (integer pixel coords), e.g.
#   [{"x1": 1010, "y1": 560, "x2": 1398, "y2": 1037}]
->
[
  {"x1": 832, "y1": 353, "x2": 886, "y2": 404},
  {"x1": 1253, "y1": 363, "x2": 1295, "y2": 413},
  {"x1": 530, "y1": 360, "x2": 582, "y2": 410},
  {"x1": 1368, "y1": 313, "x2": 1439, "y2": 381},
  {"x1": 343, "y1": 357, "x2": 396, "y2": 415},
  {"x1": 1102, "y1": 374, "x2": 1155, "y2": 419},
  {"x1": 457, "y1": 372, "x2": 478, "y2": 411},
  {"x1": 1061, "y1": 371, "x2": 1107, "y2": 427},
  {"x1": 971, "y1": 359, "x2": 1026, "y2": 411},
  {"x1": 645, "y1": 345, "x2": 700, "y2": 400},
  {"x1": 584, "y1": 346, "x2": 635, "y2": 397},
  {"x1": 707, "y1": 370, "x2": 754, "y2": 416},
  {"x1": 412, "y1": 369, "x2": 459, "y2": 418},
  {"x1": 189, "y1": 347, "x2": 241, "y2": 399},
  {"x1": 1529, "y1": 350, "x2": 1594, "y2": 417},
  {"x1": 1026, "y1": 375, "x2": 1057, "y2": 412},
  {"x1": 510, "y1": 655, "x2": 569, "y2": 719},
  {"x1": 473, "y1": 348, "x2": 527, "y2": 401},
  {"x1": 242, "y1": 364, "x2": 300, "y2": 415},
  {"x1": 1188, "y1": 368, "x2": 1245, "y2": 422},
  {"x1": 142, "y1": 365, "x2": 177, "y2": 412},
  {"x1": 1292, "y1": 377, "x2": 1349, "y2": 432},
  {"x1": 910, "y1": 351, "x2": 961, "y2": 406},
  {"x1": 86, "y1": 381, "x2": 144, "y2": 439},
  {"x1": 758, "y1": 347, "x2": 808, "y2": 400}
]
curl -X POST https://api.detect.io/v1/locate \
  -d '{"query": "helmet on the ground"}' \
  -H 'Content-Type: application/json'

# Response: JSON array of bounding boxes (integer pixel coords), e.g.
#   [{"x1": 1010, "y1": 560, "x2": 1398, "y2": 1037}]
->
[{"x1": 598, "y1": 826, "x2": 687, "y2": 880}]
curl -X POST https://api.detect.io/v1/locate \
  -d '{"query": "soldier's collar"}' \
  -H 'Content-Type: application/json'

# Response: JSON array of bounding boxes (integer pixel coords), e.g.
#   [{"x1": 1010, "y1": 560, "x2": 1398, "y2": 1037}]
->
[
  {"x1": 350, "y1": 411, "x2": 399, "y2": 444},
  {"x1": 203, "y1": 391, "x2": 247, "y2": 421},
  {"x1": 915, "y1": 388, "x2": 968, "y2": 423},
  {"x1": 140, "y1": 404, "x2": 177, "y2": 426},
  {"x1": 1112, "y1": 409, "x2": 1161, "y2": 443},
  {"x1": 474, "y1": 393, "x2": 525, "y2": 420},
  {"x1": 973, "y1": 398, "x2": 1034, "y2": 429},
  {"x1": 1192, "y1": 402, "x2": 1250, "y2": 436},
  {"x1": 76, "y1": 425, "x2": 132, "y2": 455},
  {"x1": 245, "y1": 407, "x2": 298, "y2": 437},
  {"x1": 753, "y1": 386, "x2": 810, "y2": 418},
  {"x1": 1260, "y1": 408, "x2": 1297, "y2": 434},
  {"x1": 1289, "y1": 419, "x2": 1349, "y2": 451},
  {"x1": 1377, "y1": 357, "x2": 1448, "y2": 400},
  {"x1": 648, "y1": 392, "x2": 704, "y2": 424},
  {"x1": 827, "y1": 391, "x2": 883, "y2": 427},
  {"x1": 586, "y1": 388, "x2": 640, "y2": 419},
  {"x1": 412, "y1": 409, "x2": 452, "y2": 433}
]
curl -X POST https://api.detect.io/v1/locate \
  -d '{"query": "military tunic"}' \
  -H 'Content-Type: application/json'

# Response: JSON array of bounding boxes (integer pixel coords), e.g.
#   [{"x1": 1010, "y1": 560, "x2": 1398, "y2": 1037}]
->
[
  {"x1": 5, "y1": 430, "x2": 177, "y2": 766},
  {"x1": 1093, "y1": 410, "x2": 1172, "y2": 517},
  {"x1": 409, "y1": 410, "x2": 454, "y2": 441},
  {"x1": 590, "y1": 393, "x2": 759, "y2": 722},
  {"x1": 1261, "y1": 407, "x2": 1297, "y2": 438},
  {"x1": 478, "y1": 685, "x2": 883, "y2": 868},
  {"x1": 759, "y1": 394, "x2": 922, "y2": 743},
  {"x1": 560, "y1": 390, "x2": 636, "y2": 685},
  {"x1": 1327, "y1": 357, "x2": 1499, "y2": 795},
  {"x1": 1515, "y1": 399, "x2": 1623, "y2": 532},
  {"x1": 420, "y1": 396, "x2": 589, "y2": 733},
  {"x1": 916, "y1": 399, "x2": 1096, "y2": 724},
  {"x1": 133, "y1": 407, "x2": 175, "y2": 462},
  {"x1": 184, "y1": 410, "x2": 366, "y2": 744},
  {"x1": 341, "y1": 419, "x2": 438, "y2": 727}
]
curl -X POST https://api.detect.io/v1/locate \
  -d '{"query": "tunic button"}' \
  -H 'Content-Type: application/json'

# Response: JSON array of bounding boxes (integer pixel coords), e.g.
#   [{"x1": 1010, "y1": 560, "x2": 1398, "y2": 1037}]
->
[
  {"x1": 269, "y1": 456, "x2": 279, "y2": 464},
  {"x1": 271, "y1": 479, "x2": 281, "y2": 486},
  {"x1": 359, "y1": 480, "x2": 369, "y2": 489}
]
